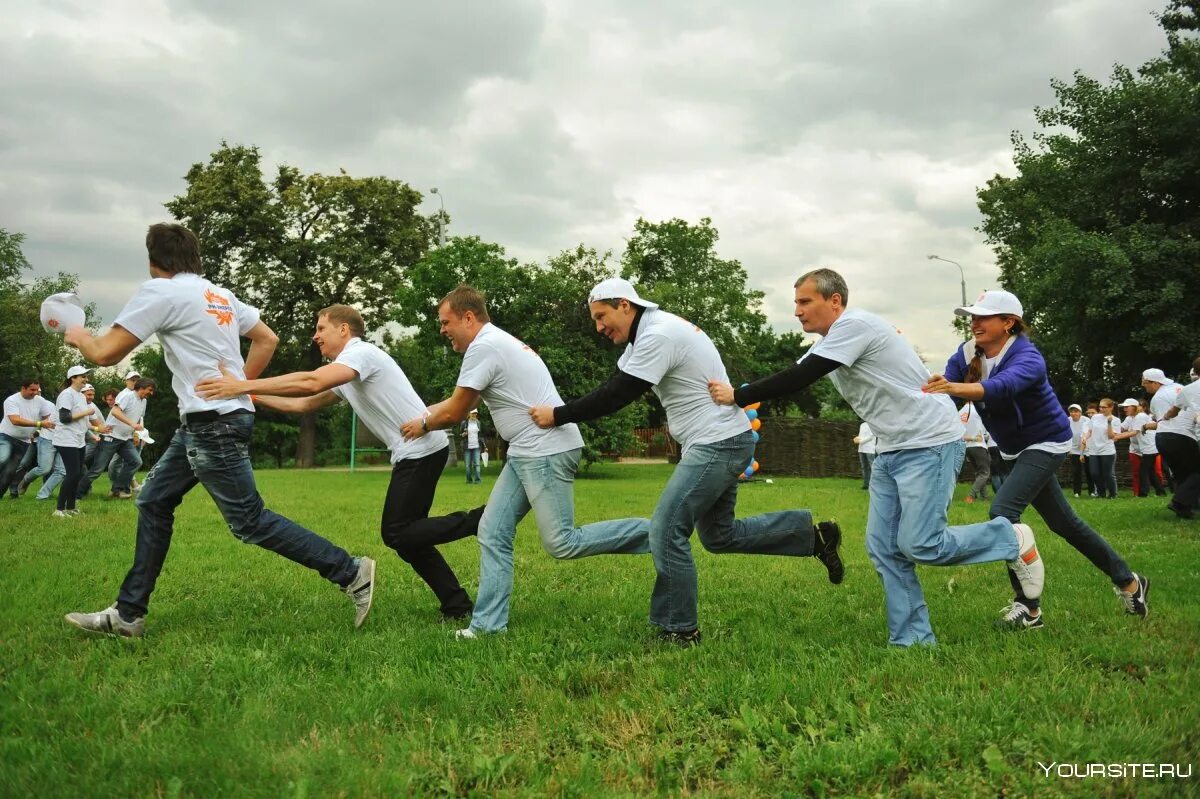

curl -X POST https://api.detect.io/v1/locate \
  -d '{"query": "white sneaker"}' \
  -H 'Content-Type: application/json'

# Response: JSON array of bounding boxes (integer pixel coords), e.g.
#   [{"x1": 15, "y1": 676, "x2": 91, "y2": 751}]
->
[
  {"x1": 64, "y1": 604, "x2": 145, "y2": 638},
  {"x1": 52, "y1": 510, "x2": 69, "y2": 518},
  {"x1": 1007, "y1": 523, "x2": 1044, "y2": 600},
  {"x1": 66, "y1": 508, "x2": 81, "y2": 516},
  {"x1": 455, "y1": 628, "x2": 480, "y2": 640},
  {"x1": 342, "y1": 557, "x2": 376, "y2": 628}
]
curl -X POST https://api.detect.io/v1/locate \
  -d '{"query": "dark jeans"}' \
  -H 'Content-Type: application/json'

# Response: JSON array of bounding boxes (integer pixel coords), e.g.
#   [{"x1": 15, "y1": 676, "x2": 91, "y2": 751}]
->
[
  {"x1": 77, "y1": 437, "x2": 142, "y2": 496},
  {"x1": 990, "y1": 449, "x2": 1133, "y2": 611},
  {"x1": 1137, "y1": 452, "x2": 1166, "y2": 497},
  {"x1": 381, "y1": 445, "x2": 483, "y2": 617},
  {"x1": 1088, "y1": 453, "x2": 1117, "y2": 498},
  {"x1": 55, "y1": 445, "x2": 85, "y2": 511},
  {"x1": 1069, "y1": 454, "x2": 1086, "y2": 496},
  {"x1": 963, "y1": 446, "x2": 991, "y2": 499},
  {"x1": 988, "y1": 447, "x2": 1009, "y2": 492},
  {"x1": 0, "y1": 433, "x2": 31, "y2": 496},
  {"x1": 115, "y1": 412, "x2": 358, "y2": 619},
  {"x1": 858, "y1": 452, "x2": 875, "y2": 489},
  {"x1": 1157, "y1": 432, "x2": 1200, "y2": 513}
]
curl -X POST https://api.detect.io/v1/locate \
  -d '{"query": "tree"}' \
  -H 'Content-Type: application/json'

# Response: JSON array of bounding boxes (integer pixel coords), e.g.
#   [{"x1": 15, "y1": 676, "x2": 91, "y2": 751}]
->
[
  {"x1": 0, "y1": 228, "x2": 102, "y2": 392},
  {"x1": 164, "y1": 142, "x2": 433, "y2": 466},
  {"x1": 977, "y1": 1, "x2": 1200, "y2": 399}
]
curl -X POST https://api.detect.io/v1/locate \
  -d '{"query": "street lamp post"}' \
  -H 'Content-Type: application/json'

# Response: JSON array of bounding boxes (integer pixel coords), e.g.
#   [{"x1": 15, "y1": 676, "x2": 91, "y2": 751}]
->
[
  {"x1": 430, "y1": 187, "x2": 446, "y2": 246},
  {"x1": 928, "y1": 254, "x2": 969, "y2": 339}
]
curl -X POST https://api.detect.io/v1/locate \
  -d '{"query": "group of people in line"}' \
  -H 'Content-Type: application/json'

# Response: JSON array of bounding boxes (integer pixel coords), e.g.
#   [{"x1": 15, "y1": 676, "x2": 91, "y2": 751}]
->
[
  {"x1": 34, "y1": 223, "x2": 1198, "y2": 647},
  {"x1": 1, "y1": 370, "x2": 157, "y2": 513}
]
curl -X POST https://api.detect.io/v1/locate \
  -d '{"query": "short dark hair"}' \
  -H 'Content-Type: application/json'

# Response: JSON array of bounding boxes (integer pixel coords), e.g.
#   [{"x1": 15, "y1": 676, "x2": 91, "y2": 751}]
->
[
  {"x1": 104, "y1": 389, "x2": 118, "y2": 400},
  {"x1": 21, "y1": 378, "x2": 40, "y2": 389},
  {"x1": 134, "y1": 377, "x2": 157, "y2": 391},
  {"x1": 146, "y1": 223, "x2": 203, "y2": 275},
  {"x1": 439, "y1": 284, "x2": 491, "y2": 323},
  {"x1": 318, "y1": 304, "x2": 367, "y2": 339},
  {"x1": 795, "y1": 268, "x2": 849, "y2": 306}
]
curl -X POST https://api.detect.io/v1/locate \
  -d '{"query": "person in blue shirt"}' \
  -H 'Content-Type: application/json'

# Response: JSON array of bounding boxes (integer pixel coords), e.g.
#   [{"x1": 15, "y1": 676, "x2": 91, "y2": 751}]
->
[{"x1": 924, "y1": 289, "x2": 1148, "y2": 629}]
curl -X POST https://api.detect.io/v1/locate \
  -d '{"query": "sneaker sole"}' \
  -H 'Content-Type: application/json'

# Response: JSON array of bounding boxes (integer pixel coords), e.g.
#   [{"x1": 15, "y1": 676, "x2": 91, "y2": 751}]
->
[
  {"x1": 63, "y1": 613, "x2": 141, "y2": 638},
  {"x1": 354, "y1": 558, "x2": 376, "y2": 629}
]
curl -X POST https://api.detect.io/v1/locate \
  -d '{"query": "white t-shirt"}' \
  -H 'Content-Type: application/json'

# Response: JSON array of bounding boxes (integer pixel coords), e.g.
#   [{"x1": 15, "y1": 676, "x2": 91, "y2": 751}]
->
[
  {"x1": 1, "y1": 392, "x2": 42, "y2": 441},
  {"x1": 1121, "y1": 416, "x2": 1141, "y2": 455},
  {"x1": 114, "y1": 273, "x2": 261, "y2": 420},
  {"x1": 961, "y1": 405, "x2": 988, "y2": 449},
  {"x1": 618, "y1": 309, "x2": 749, "y2": 454},
  {"x1": 1068, "y1": 417, "x2": 1087, "y2": 455},
  {"x1": 856, "y1": 422, "x2": 876, "y2": 455},
  {"x1": 51, "y1": 387, "x2": 93, "y2": 448},
  {"x1": 106, "y1": 391, "x2": 148, "y2": 441},
  {"x1": 329, "y1": 337, "x2": 448, "y2": 464},
  {"x1": 1171, "y1": 380, "x2": 1200, "y2": 441},
  {"x1": 1084, "y1": 414, "x2": 1119, "y2": 456},
  {"x1": 806, "y1": 308, "x2": 961, "y2": 454},
  {"x1": 1132, "y1": 412, "x2": 1156, "y2": 454},
  {"x1": 1150, "y1": 382, "x2": 1192, "y2": 437},
  {"x1": 456, "y1": 323, "x2": 584, "y2": 458},
  {"x1": 466, "y1": 419, "x2": 480, "y2": 449}
]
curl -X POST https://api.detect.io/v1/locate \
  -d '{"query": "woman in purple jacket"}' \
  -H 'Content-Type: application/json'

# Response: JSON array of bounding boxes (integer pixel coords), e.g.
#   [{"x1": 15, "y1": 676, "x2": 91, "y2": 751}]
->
[{"x1": 924, "y1": 290, "x2": 1148, "y2": 629}]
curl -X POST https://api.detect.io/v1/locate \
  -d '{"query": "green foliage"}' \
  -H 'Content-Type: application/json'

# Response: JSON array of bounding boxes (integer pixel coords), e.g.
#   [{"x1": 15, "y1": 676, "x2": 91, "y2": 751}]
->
[
  {"x1": 0, "y1": 228, "x2": 102, "y2": 391},
  {"x1": 977, "y1": 2, "x2": 1200, "y2": 397},
  {"x1": 163, "y1": 142, "x2": 432, "y2": 465},
  {"x1": 3, "y1": 469, "x2": 1196, "y2": 796}
]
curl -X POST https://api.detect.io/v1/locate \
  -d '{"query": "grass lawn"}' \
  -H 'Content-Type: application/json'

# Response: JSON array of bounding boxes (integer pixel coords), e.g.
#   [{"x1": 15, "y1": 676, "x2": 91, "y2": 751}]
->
[{"x1": 1, "y1": 463, "x2": 1197, "y2": 797}]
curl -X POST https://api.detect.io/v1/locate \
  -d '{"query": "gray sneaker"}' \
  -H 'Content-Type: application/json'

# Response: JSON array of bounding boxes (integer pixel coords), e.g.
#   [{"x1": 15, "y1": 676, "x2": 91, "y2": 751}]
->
[
  {"x1": 65, "y1": 604, "x2": 145, "y2": 638},
  {"x1": 343, "y1": 557, "x2": 376, "y2": 628}
]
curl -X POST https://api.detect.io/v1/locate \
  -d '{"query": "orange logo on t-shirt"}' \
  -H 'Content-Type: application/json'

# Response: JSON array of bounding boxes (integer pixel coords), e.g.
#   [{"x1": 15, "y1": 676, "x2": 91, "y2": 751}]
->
[{"x1": 203, "y1": 288, "x2": 234, "y2": 326}]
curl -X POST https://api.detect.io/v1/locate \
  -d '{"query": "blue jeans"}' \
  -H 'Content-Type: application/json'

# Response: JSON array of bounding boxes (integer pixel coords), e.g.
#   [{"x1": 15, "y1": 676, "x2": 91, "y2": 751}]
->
[
  {"x1": 77, "y1": 437, "x2": 142, "y2": 496},
  {"x1": 649, "y1": 431, "x2": 816, "y2": 633},
  {"x1": 470, "y1": 448, "x2": 650, "y2": 633},
  {"x1": 1087, "y1": 453, "x2": 1117, "y2": 498},
  {"x1": 115, "y1": 412, "x2": 358, "y2": 619},
  {"x1": 464, "y1": 447, "x2": 481, "y2": 483},
  {"x1": 29, "y1": 437, "x2": 66, "y2": 499},
  {"x1": 990, "y1": 449, "x2": 1131, "y2": 611},
  {"x1": 866, "y1": 440, "x2": 1018, "y2": 647}
]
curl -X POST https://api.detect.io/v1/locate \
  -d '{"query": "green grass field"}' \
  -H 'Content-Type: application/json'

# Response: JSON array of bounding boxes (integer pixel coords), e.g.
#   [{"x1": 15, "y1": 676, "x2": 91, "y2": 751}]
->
[{"x1": 2, "y1": 463, "x2": 1197, "y2": 797}]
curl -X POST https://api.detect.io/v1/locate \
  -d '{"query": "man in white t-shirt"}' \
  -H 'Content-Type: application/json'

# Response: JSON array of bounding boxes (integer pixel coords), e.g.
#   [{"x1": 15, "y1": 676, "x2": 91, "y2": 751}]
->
[
  {"x1": 59, "y1": 222, "x2": 375, "y2": 638},
  {"x1": 75, "y1": 377, "x2": 157, "y2": 500},
  {"x1": 399, "y1": 285, "x2": 651, "y2": 638},
  {"x1": 1, "y1": 379, "x2": 49, "y2": 496},
  {"x1": 462, "y1": 409, "x2": 483, "y2": 484},
  {"x1": 1149, "y1": 362, "x2": 1200, "y2": 518},
  {"x1": 13, "y1": 391, "x2": 63, "y2": 499},
  {"x1": 1066, "y1": 404, "x2": 1088, "y2": 497},
  {"x1": 195, "y1": 303, "x2": 484, "y2": 621},
  {"x1": 708, "y1": 268, "x2": 1043, "y2": 647},
  {"x1": 529, "y1": 278, "x2": 843, "y2": 647},
  {"x1": 853, "y1": 421, "x2": 876, "y2": 490}
]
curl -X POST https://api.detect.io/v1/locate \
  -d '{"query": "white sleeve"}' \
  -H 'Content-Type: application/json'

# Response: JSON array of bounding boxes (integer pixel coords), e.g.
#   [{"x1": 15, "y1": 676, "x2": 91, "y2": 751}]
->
[
  {"x1": 809, "y1": 317, "x2": 872, "y2": 367},
  {"x1": 333, "y1": 345, "x2": 374, "y2": 383},
  {"x1": 3, "y1": 396, "x2": 17, "y2": 418},
  {"x1": 618, "y1": 333, "x2": 673, "y2": 385},
  {"x1": 456, "y1": 342, "x2": 496, "y2": 391},
  {"x1": 232, "y1": 293, "x2": 262, "y2": 336},
  {"x1": 113, "y1": 281, "x2": 172, "y2": 342}
]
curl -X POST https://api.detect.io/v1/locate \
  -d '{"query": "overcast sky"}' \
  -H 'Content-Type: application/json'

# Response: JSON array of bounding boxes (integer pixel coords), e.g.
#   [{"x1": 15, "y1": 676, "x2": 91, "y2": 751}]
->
[{"x1": 0, "y1": 0, "x2": 1171, "y2": 363}]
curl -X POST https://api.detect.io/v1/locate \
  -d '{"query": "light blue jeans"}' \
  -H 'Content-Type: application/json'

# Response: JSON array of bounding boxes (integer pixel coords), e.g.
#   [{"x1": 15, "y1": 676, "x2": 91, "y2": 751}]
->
[
  {"x1": 463, "y1": 447, "x2": 481, "y2": 483},
  {"x1": 649, "y1": 431, "x2": 816, "y2": 632},
  {"x1": 29, "y1": 437, "x2": 66, "y2": 499},
  {"x1": 866, "y1": 440, "x2": 1019, "y2": 647},
  {"x1": 470, "y1": 448, "x2": 650, "y2": 633}
]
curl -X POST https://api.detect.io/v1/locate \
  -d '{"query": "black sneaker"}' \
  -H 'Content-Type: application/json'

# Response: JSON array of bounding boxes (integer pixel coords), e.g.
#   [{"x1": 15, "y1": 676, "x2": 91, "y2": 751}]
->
[
  {"x1": 656, "y1": 628, "x2": 702, "y2": 648},
  {"x1": 1115, "y1": 573, "x2": 1149, "y2": 618},
  {"x1": 995, "y1": 601, "x2": 1044, "y2": 630},
  {"x1": 815, "y1": 521, "x2": 844, "y2": 584},
  {"x1": 1167, "y1": 502, "x2": 1195, "y2": 520}
]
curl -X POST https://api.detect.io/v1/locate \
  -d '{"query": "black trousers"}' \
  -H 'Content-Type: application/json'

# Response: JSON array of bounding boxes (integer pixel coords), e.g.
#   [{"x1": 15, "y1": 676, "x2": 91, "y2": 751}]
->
[
  {"x1": 1137, "y1": 452, "x2": 1166, "y2": 497},
  {"x1": 382, "y1": 446, "x2": 484, "y2": 617},
  {"x1": 1157, "y1": 433, "x2": 1200, "y2": 514},
  {"x1": 55, "y1": 445, "x2": 85, "y2": 511},
  {"x1": 1069, "y1": 454, "x2": 1086, "y2": 496}
]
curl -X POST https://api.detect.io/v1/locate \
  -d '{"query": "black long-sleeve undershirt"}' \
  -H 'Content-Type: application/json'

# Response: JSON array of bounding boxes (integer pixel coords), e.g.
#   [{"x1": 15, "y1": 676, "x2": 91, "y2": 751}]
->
[
  {"x1": 553, "y1": 369, "x2": 654, "y2": 426},
  {"x1": 732, "y1": 354, "x2": 842, "y2": 407}
]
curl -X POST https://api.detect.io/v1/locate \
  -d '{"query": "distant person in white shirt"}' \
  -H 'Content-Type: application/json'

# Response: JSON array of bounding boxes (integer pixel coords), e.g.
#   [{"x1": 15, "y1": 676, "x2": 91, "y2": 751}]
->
[
  {"x1": 1133, "y1": 398, "x2": 1166, "y2": 498},
  {"x1": 1146, "y1": 361, "x2": 1200, "y2": 519},
  {"x1": 1082, "y1": 399, "x2": 1120, "y2": 498},
  {"x1": 709, "y1": 270, "x2": 1044, "y2": 647},
  {"x1": 959, "y1": 403, "x2": 991, "y2": 503},
  {"x1": 1066, "y1": 404, "x2": 1087, "y2": 498},
  {"x1": 76, "y1": 377, "x2": 156, "y2": 500},
  {"x1": 61, "y1": 222, "x2": 374, "y2": 638},
  {"x1": 853, "y1": 421, "x2": 876, "y2": 490},
  {"x1": 400, "y1": 285, "x2": 653, "y2": 639},
  {"x1": 49, "y1": 367, "x2": 105, "y2": 516},
  {"x1": 196, "y1": 303, "x2": 484, "y2": 622},
  {"x1": 530, "y1": 278, "x2": 843, "y2": 647},
  {"x1": 1, "y1": 379, "x2": 49, "y2": 497},
  {"x1": 1114, "y1": 398, "x2": 1145, "y2": 496},
  {"x1": 462, "y1": 409, "x2": 483, "y2": 484}
]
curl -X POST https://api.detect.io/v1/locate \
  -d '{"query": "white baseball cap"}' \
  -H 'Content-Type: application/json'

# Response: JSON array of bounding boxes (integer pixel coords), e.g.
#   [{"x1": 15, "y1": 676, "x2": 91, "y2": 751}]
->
[
  {"x1": 66, "y1": 365, "x2": 92, "y2": 379},
  {"x1": 135, "y1": 429, "x2": 155, "y2": 445},
  {"x1": 1142, "y1": 368, "x2": 1172, "y2": 384},
  {"x1": 82, "y1": 383, "x2": 95, "y2": 392},
  {"x1": 587, "y1": 278, "x2": 658, "y2": 309},
  {"x1": 124, "y1": 370, "x2": 141, "y2": 380},
  {"x1": 1121, "y1": 398, "x2": 1139, "y2": 407},
  {"x1": 954, "y1": 289, "x2": 1023, "y2": 318},
  {"x1": 1068, "y1": 403, "x2": 1082, "y2": 412}
]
